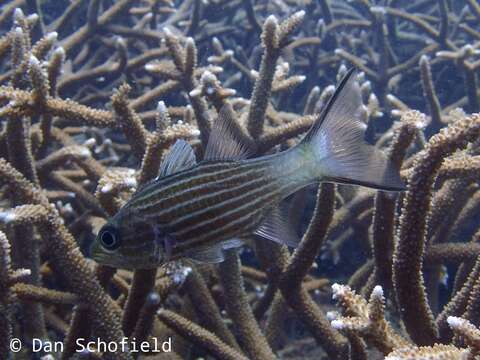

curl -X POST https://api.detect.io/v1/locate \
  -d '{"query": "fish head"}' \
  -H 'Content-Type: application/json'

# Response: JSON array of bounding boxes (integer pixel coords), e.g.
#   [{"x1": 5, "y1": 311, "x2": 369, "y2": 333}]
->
[{"x1": 91, "y1": 210, "x2": 168, "y2": 269}]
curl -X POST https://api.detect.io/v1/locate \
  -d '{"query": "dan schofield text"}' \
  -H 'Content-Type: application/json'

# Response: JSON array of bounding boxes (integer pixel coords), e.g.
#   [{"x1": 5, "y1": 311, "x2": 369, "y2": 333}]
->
[{"x1": 30, "y1": 337, "x2": 172, "y2": 354}]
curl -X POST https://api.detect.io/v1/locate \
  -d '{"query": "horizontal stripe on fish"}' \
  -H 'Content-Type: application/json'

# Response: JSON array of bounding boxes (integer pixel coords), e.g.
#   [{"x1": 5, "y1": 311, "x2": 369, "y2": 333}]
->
[
  {"x1": 128, "y1": 162, "x2": 236, "y2": 205},
  {"x1": 128, "y1": 161, "x2": 266, "y2": 208},
  {"x1": 139, "y1": 167, "x2": 271, "y2": 226},
  {"x1": 173, "y1": 185, "x2": 289, "y2": 251},
  {"x1": 167, "y1": 176, "x2": 277, "y2": 235},
  {"x1": 133, "y1": 165, "x2": 267, "y2": 218},
  {"x1": 169, "y1": 174, "x2": 278, "y2": 229}
]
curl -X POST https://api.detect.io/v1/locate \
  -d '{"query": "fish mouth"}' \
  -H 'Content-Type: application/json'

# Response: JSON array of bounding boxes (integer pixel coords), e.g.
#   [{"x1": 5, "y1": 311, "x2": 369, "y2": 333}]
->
[
  {"x1": 90, "y1": 247, "x2": 157, "y2": 270},
  {"x1": 89, "y1": 242, "x2": 117, "y2": 267},
  {"x1": 90, "y1": 251, "x2": 116, "y2": 267}
]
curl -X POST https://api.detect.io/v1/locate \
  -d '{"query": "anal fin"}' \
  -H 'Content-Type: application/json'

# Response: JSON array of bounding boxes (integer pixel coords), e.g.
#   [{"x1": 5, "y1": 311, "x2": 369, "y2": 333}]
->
[
  {"x1": 185, "y1": 238, "x2": 243, "y2": 263},
  {"x1": 254, "y1": 205, "x2": 300, "y2": 248}
]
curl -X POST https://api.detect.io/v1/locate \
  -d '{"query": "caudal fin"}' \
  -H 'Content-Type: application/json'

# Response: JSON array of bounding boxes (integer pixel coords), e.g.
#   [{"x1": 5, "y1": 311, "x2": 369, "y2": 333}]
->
[{"x1": 301, "y1": 68, "x2": 405, "y2": 191}]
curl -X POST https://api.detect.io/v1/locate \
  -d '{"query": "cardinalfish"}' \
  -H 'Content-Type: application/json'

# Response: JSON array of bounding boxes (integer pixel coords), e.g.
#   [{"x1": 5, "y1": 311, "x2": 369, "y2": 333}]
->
[{"x1": 91, "y1": 69, "x2": 405, "y2": 269}]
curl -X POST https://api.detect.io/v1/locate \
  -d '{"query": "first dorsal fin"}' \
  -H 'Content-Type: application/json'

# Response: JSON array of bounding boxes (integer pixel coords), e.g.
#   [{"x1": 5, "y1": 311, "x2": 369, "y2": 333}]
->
[
  {"x1": 159, "y1": 140, "x2": 197, "y2": 177},
  {"x1": 204, "y1": 105, "x2": 254, "y2": 161}
]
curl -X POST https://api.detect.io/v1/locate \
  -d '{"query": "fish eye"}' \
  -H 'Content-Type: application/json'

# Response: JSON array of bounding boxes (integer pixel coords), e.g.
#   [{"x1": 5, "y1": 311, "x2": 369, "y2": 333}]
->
[{"x1": 99, "y1": 227, "x2": 121, "y2": 250}]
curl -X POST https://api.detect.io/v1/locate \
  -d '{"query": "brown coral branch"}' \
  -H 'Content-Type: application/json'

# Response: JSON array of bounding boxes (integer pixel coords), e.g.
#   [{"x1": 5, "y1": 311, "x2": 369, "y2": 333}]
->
[
  {"x1": 157, "y1": 308, "x2": 249, "y2": 360},
  {"x1": 163, "y1": 29, "x2": 211, "y2": 147},
  {"x1": 0, "y1": 159, "x2": 131, "y2": 359},
  {"x1": 419, "y1": 55, "x2": 443, "y2": 133},
  {"x1": 394, "y1": 113, "x2": 480, "y2": 345},
  {"x1": 122, "y1": 269, "x2": 157, "y2": 337},
  {"x1": 0, "y1": 230, "x2": 15, "y2": 355},
  {"x1": 255, "y1": 240, "x2": 348, "y2": 359},
  {"x1": 111, "y1": 83, "x2": 148, "y2": 159},
  {"x1": 280, "y1": 183, "x2": 335, "y2": 288},
  {"x1": 247, "y1": 11, "x2": 304, "y2": 138},
  {"x1": 218, "y1": 249, "x2": 275, "y2": 360},
  {"x1": 371, "y1": 110, "x2": 421, "y2": 297},
  {"x1": 184, "y1": 267, "x2": 240, "y2": 350},
  {"x1": 12, "y1": 283, "x2": 80, "y2": 305}
]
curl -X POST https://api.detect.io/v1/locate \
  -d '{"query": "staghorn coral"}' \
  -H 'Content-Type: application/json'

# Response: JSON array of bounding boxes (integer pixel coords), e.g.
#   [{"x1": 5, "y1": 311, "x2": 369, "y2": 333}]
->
[
  {"x1": 330, "y1": 284, "x2": 480, "y2": 359},
  {"x1": 0, "y1": 1, "x2": 480, "y2": 359},
  {"x1": 329, "y1": 284, "x2": 410, "y2": 355}
]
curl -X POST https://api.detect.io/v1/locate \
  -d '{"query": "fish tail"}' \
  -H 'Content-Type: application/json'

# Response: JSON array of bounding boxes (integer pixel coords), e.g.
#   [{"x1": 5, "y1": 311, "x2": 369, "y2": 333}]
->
[{"x1": 295, "y1": 68, "x2": 405, "y2": 191}]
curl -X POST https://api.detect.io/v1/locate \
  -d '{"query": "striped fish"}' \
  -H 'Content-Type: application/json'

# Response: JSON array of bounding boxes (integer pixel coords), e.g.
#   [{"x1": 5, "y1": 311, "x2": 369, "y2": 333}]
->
[{"x1": 91, "y1": 69, "x2": 405, "y2": 269}]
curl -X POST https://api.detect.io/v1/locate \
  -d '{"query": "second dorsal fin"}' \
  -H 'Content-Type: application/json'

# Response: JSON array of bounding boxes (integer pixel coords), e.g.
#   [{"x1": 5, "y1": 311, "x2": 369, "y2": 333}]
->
[
  {"x1": 204, "y1": 105, "x2": 253, "y2": 161},
  {"x1": 159, "y1": 140, "x2": 197, "y2": 177}
]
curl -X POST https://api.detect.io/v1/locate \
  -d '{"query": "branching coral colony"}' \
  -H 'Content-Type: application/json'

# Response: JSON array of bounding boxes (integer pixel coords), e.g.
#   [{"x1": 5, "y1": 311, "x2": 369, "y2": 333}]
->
[{"x1": 0, "y1": 0, "x2": 479, "y2": 359}]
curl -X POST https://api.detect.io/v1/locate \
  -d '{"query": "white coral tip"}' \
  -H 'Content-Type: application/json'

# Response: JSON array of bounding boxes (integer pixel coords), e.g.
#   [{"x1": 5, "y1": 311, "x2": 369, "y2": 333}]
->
[
  {"x1": 370, "y1": 6, "x2": 386, "y2": 15},
  {"x1": 447, "y1": 316, "x2": 465, "y2": 329},
  {"x1": 173, "y1": 266, "x2": 192, "y2": 284},
  {"x1": 326, "y1": 311, "x2": 338, "y2": 321},
  {"x1": 84, "y1": 138, "x2": 96, "y2": 147},
  {"x1": 371, "y1": 285, "x2": 384, "y2": 298},
  {"x1": 144, "y1": 63, "x2": 157, "y2": 71},
  {"x1": 46, "y1": 32, "x2": 58, "y2": 41},
  {"x1": 157, "y1": 101, "x2": 168, "y2": 114},
  {"x1": 189, "y1": 88, "x2": 202, "y2": 97},
  {"x1": 420, "y1": 54, "x2": 429, "y2": 63},
  {"x1": 54, "y1": 47, "x2": 66, "y2": 57},
  {"x1": 331, "y1": 283, "x2": 341, "y2": 292},
  {"x1": 78, "y1": 147, "x2": 91, "y2": 158},
  {"x1": 0, "y1": 211, "x2": 16, "y2": 223},
  {"x1": 101, "y1": 184, "x2": 113, "y2": 194},
  {"x1": 294, "y1": 10, "x2": 306, "y2": 19},
  {"x1": 201, "y1": 70, "x2": 216, "y2": 83},
  {"x1": 29, "y1": 55, "x2": 40, "y2": 66},
  {"x1": 115, "y1": 37, "x2": 126, "y2": 47},
  {"x1": 124, "y1": 177, "x2": 137, "y2": 187},
  {"x1": 14, "y1": 8, "x2": 24, "y2": 20},
  {"x1": 265, "y1": 15, "x2": 278, "y2": 24},
  {"x1": 209, "y1": 65, "x2": 223, "y2": 73},
  {"x1": 27, "y1": 14, "x2": 39, "y2": 23},
  {"x1": 330, "y1": 319, "x2": 344, "y2": 330}
]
